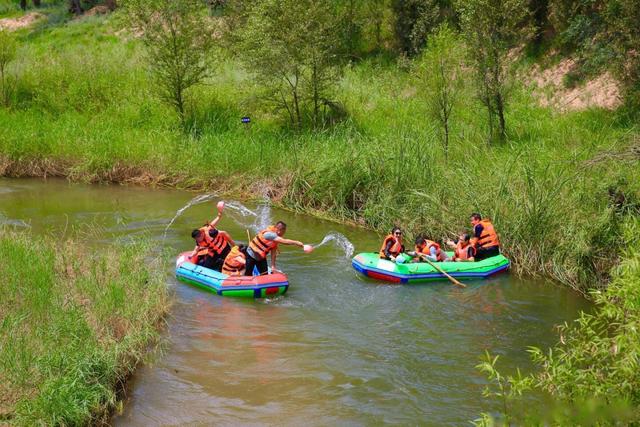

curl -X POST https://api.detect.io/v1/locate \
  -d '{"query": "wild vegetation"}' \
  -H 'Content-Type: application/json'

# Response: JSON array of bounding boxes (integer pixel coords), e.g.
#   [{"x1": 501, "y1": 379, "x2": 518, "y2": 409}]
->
[
  {"x1": 0, "y1": 0, "x2": 639, "y2": 422},
  {"x1": 0, "y1": 229, "x2": 170, "y2": 424}
]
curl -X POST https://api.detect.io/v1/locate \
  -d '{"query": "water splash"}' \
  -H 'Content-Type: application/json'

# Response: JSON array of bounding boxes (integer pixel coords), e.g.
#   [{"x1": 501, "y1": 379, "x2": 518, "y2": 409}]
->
[
  {"x1": 163, "y1": 193, "x2": 218, "y2": 239},
  {"x1": 0, "y1": 214, "x2": 30, "y2": 228},
  {"x1": 252, "y1": 202, "x2": 271, "y2": 233},
  {"x1": 225, "y1": 201, "x2": 257, "y2": 217},
  {"x1": 313, "y1": 232, "x2": 355, "y2": 259}
]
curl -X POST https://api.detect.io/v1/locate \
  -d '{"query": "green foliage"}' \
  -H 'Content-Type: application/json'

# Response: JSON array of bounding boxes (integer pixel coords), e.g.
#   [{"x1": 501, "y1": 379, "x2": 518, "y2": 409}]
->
[
  {"x1": 457, "y1": 0, "x2": 531, "y2": 143},
  {"x1": 0, "y1": 230, "x2": 169, "y2": 424},
  {"x1": 414, "y1": 23, "x2": 464, "y2": 161},
  {"x1": 123, "y1": 0, "x2": 215, "y2": 128},
  {"x1": 391, "y1": 0, "x2": 456, "y2": 56},
  {"x1": 475, "y1": 219, "x2": 640, "y2": 424},
  {"x1": 0, "y1": 11, "x2": 638, "y2": 293},
  {"x1": 474, "y1": 352, "x2": 533, "y2": 426},
  {"x1": 0, "y1": 29, "x2": 17, "y2": 107},
  {"x1": 604, "y1": 0, "x2": 640, "y2": 109},
  {"x1": 239, "y1": 0, "x2": 345, "y2": 128},
  {"x1": 530, "y1": 219, "x2": 640, "y2": 403}
]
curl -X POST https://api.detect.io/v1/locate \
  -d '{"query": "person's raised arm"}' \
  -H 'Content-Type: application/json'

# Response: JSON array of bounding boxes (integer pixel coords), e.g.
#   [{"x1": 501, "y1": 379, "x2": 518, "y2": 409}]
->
[
  {"x1": 208, "y1": 201, "x2": 225, "y2": 228},
  {"x1": 219, "y1": 230, "x2": 235, "y2": 246}
]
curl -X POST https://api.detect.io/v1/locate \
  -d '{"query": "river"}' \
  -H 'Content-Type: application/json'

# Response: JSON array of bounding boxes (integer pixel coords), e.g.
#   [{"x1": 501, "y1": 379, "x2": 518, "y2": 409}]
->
[{"x1": 0, "y1": 178, "x2": 590, "y2": 425}]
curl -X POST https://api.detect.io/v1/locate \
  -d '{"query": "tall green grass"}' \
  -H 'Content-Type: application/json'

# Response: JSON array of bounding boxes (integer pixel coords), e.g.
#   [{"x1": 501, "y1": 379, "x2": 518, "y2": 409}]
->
[
  {"x1": 0, "y1": 229, "x2": 170, "y2": 424},
  {"x1": 0, "y1": 10, "x2": 638, "y2": 291}
]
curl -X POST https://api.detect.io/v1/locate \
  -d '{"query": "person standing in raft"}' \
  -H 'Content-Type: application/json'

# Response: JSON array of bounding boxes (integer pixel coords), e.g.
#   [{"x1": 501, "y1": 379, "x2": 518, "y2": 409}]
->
[
  {"x1": 469, "y1": 213, "x2": 500, "y2": 260},
  {"x1": 379, "y1": 227, "x2": 405, "y2": 261},
  {"x1": 412, "y1": 236, "x2": 447, "y2": 262},
  {"x1": 446, "y1": 232, "x2": 476, "y2": 262},
  {"x1": 222, "y1": 244, "x2": 247, "y2": 276},
  {"x1": 246, "y1": 221, "x2": 313, "y2": 275},
  {"x1": 190, "y1": 201, "x2": 235, "y2": 271}
]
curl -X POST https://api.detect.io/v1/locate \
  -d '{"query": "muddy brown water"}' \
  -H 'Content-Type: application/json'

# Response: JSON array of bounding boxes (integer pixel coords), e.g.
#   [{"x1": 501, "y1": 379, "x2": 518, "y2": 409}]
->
[{"x1": 0, "y1": 178, "x2": 591, "y2": 425}]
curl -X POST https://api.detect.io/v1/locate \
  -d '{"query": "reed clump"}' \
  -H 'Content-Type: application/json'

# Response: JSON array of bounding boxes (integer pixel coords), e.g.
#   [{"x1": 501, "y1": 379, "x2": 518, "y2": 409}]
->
[{"x1": 0, "y1": 229, "x2": 170, "y2": 425}]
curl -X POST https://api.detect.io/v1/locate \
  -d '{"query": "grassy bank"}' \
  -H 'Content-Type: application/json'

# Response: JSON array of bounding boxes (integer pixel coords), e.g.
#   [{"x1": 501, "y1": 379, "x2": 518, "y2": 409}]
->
[
  {"x1": 475, "y1": 217, "x2": 640, "y2": 425},
  {"x1": 0, "y1": 10, "x2": 638, "y2": 292},
  {"x1": 0, "y1": 229, "x2": 170, "y2": 425}
]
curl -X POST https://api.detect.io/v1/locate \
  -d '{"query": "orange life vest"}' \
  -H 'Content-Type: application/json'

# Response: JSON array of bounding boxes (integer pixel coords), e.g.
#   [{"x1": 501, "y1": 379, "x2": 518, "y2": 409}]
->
[
  {"x1": 194, "y1": 225, "x2": 214, "y2": 257},
  {"x1": 473, "y1": 219, "x2": 500, "y2": 249},
  {"x1": 454, "y1": 241, "x2": 476, "y2": 261},
  {"x1": 379, "y1": 234, "x2": 402, "y2": 259},
  {"x1": 249, "y1": 226, "x2": 279, "y2": 259},
  {"x1": 208, "y1": 231, "x2": 230, "y2": 255},
  {"x1": 417, "y1": 239, "x2": 446, "y2": 261},
  {"x1": 222, "y1": 246, "x2": 246, "y2": 276}
]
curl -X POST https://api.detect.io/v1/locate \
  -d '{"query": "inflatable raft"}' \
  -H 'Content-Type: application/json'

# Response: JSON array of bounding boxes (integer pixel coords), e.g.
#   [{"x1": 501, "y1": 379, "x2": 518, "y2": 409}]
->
[
  {"x1": 175, "y1": 252, "x2": 289, "y2": 298},
  {"x1": 352, "y1": 252, "x2": 510, "y2": 283}
]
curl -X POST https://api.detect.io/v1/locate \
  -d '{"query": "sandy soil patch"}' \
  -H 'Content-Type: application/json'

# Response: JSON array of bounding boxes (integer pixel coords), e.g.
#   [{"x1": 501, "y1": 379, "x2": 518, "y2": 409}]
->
[
  {"x1": 0, "y1": 12, "x2": 45, "y2": 31},
  {"x1": 531, "y1": 58, "x2": 622, "y2": 112}
]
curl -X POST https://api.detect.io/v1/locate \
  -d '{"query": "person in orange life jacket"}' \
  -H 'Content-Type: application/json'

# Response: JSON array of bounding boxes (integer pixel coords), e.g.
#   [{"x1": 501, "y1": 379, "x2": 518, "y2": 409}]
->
[
  {"x1": 246, "y1": 221, "x2": 310, "y2": 275},
  {"x1": 379, "y1": 227, "x2": 405, "y2": 261},
  {"x1": 190, "y1": 202, "x2": 235, "y2": 271},
  {"x1": 222, "y1": 244, "x2": 247, "y2": 276},
  {"x1": 206, "y1": 228, "x2": 235, "y2": 271},
  {"x1": 412, "y1": 236, "x2": 447, "y2": 262},
  {"x1": 469, "y1": 213, "x2": 500, "y2": 261},
  {"x1": 446, "y1": 232, "x2": 476, "y2": 262}
]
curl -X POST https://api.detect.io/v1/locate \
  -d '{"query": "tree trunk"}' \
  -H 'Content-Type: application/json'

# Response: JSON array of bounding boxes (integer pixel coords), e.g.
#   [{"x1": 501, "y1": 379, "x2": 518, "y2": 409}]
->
[
  {"x1": 292, "y1": 70, "x2": 301, "y2": 128},
  {"x1": 69, "y1": 0, "x2": 83, "y2": 15},
  {"x1": 312, "y1": 61, "x2": 319, "y2": 127},
  {"x1": 33, "y1": 0, "x2": 42, "y2": 7},
  {"x1": 531, "y1": 0, "x2": 549, "y2": 48},
  {"x1": 495, "y1": 91, "x2": 506, "y2": 142},
  {"x1": 444, "y1": 119, "x2": 449, "y2": 163},
  {"x1": 0, "y1": 65, "x2": 6, "y2": 107},
  {"x1": 20, "y1": 0, "x2": 27, "y2": 11}
]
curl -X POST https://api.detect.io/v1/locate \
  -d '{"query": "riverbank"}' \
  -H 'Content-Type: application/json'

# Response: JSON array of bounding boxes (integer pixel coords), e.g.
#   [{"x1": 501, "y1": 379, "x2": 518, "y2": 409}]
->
[
  {"x1": 0, "y1": 229, "x2": 170, "y2": 425},
  {"x1": 0, "y1": 10, "x2": 638, "y2": 293}
]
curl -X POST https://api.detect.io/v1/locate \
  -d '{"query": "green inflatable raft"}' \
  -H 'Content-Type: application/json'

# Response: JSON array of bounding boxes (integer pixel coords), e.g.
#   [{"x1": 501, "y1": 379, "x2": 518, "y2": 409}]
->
[{"x1": 351, "y1": 252, "x2": 510, "y2": 283}]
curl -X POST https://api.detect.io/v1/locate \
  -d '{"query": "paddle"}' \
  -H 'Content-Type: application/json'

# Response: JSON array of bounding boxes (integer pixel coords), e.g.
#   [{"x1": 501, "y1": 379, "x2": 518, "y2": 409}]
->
[{"x1": 415, "y1": 253, "x2": 466, "y2": 288}]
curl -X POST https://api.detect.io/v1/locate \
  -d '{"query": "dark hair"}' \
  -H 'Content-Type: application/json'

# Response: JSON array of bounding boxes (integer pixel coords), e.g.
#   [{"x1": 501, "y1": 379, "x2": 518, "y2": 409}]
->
[
  {"x1": 237, "y1": 243, "x2": 246, "y2": 251},
  {"x1": 276, "y1": 221, "x2": 287, "y2": 228},
  {"x1": 471, "y1": 213, "x2": 482, "y2": 221},
  {"x1": 460, "y1": 232, "x2": 471, "y2": 242},
  {"x1": 415, "y1": 236, "x2": 426, "y2": 245},
  {"x1": 191, "y1": 229, "x2": 202, "y2": 239},
  {"x1": 391, "y1": 226, "x2": 402, "y2": 234},
  {"x1": 208, "y1": 228, "x2": 219, "y2": 238}
]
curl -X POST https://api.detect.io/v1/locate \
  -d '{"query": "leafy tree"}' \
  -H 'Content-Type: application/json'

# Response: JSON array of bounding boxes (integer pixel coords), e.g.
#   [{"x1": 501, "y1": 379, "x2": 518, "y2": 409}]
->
[
  {"x1": 457, "y1": 0, "x2": 530, "y2": 143},
  {"x1": 392, "y1": 0, "x2": 456, "y2": 56},
  {"x1": 338, "y1": 0, "x2": 364, "y2": 59},
  {"x1": 604, "y1": 0, "x2": 640, "y2": 109},
  {"x1": 68, "y1": 0, "x2": 83, "y2": 15},
  {"x1": 529, "y1": 0, "x2": 550, "y2": 49},
  {"x1": 414, "y1": 24, "x2": 464, "y2": 162},
  {"x1": 239, "y1": 0, "x2": 344, "y2": 128},
  {"x1": 0, "y1": 30, "x2": 17, "y2": 108},
  {"x1": 19, "y1": 0, "x2": 41, "y2": 10},
  {"x1": 124, "y1": 0, "x2": 215, "y2": 128},
  {"x1": 364, "y1": 0, "x2": 389, "y2": 51}
]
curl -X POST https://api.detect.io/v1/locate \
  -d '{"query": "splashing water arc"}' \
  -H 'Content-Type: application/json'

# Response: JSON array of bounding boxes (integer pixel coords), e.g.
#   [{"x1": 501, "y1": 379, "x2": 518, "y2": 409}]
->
[
  {"x1": 313, "y1": 232, "x2": 355, "y2": 259},
  {"x1": 163, "y1": 193, "x2": 218, "y2": 238}
]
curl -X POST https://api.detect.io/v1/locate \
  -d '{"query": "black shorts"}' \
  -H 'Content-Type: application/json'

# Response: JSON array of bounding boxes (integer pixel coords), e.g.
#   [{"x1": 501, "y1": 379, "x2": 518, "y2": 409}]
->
[
  {"x1": 244, "y1": 253, "x2": 268, "y2": 276},
  {"x1": 475, "y1": 245, "x2": 500, "y2": 261}
]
